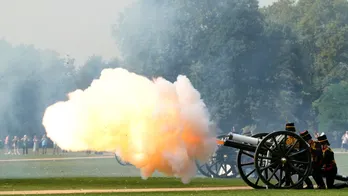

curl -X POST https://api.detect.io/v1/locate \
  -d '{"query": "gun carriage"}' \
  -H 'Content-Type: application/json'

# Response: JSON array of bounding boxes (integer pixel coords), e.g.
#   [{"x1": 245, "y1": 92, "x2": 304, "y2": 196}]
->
[
  {"x1": 197, "y1": 130, "x2": 313, "y2": 189},
  {"x1": 114, "y1": 130, "x2": 313, "y2": 189}
]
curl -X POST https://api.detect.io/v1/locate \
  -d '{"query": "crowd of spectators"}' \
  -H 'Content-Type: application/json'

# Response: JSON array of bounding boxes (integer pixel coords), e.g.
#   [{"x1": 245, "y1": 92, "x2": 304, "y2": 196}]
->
[{"x1": 1, "y1": 134, "x2": 64, "y2": 155}]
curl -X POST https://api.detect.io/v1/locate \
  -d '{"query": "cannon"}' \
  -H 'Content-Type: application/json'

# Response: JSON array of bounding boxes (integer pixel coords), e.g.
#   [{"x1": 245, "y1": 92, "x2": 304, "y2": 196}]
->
[
  {"x1": 214, "y1": 130, "x2": 348, "y2": 189},
  {"x1": 113, "y1": 129, "x2": 347, "y2": 188},
  {"x1": 194, "y1": 132, "x2": 270, "y2": 186},
  {"x1": 207, "y1": 130, "x2": 313, "y2": 189}
]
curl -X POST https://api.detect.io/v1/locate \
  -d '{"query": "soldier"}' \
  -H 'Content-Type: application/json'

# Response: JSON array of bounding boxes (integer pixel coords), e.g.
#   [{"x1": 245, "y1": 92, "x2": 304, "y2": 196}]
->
[
  {"x1": 317, "y1": 133, "x2": 348, "y2": 189},
  {"x1": 285, "y1": 123, "x2": 300, "y2": 148},
  {"x1": 299, "y1": 130, "x2": 325, "y2": 189},
  {"x1": 284, "y1": 123, "x2": 313, "y2": 188}
]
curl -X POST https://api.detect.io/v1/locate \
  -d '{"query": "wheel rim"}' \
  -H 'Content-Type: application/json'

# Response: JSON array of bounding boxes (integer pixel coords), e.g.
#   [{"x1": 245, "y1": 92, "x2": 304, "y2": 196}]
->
[
  {"x1": 254, "y1": 131, "x2": 312, "y2": 189},
  {"x1": 115, "y1": 154, "x2": 132, "y2": 166},
  {"x1": 205, "y1": 135, "x2": 238, "y2": 178},
  {"x1": 195, "y1": 159, "x2": 212, "y2": 177},
  {"x1": 237, "y1": 132, "x2": 268, "y2": 189}
]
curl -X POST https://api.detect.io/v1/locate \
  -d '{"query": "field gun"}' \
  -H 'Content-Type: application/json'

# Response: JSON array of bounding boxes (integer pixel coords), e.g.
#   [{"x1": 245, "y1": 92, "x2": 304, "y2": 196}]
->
[
  {"x1": 113, "y1": 129, "x2": 348, "y2": 189},
  {"x1": 198, "y1": 131, "x2": 313, "y2": 189}
]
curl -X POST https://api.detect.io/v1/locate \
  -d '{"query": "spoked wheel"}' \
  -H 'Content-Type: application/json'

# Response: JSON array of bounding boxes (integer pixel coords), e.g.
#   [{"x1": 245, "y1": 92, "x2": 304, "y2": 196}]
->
[
  {"x1": 115, "y1": 153, "x2": 132, "y2": 166},
  {"x1": 254, "y1": 131, "x2": 312, "y2": 189},
  {"x1": 205, "y1": 135, "x2": 238, "y2": 178},
  {"x1": 195, "y1": 160, "x2": 213, "y2": 178},
  {"x1": 237, "y1": 132, "x2": 268, "y2": 189}
]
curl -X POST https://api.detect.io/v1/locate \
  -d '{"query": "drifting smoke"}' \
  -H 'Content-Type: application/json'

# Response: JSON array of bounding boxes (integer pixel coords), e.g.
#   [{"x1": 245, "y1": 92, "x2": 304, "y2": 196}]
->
[{"x1": 42, "y1": 67, "x2": 217, "y2": 183}]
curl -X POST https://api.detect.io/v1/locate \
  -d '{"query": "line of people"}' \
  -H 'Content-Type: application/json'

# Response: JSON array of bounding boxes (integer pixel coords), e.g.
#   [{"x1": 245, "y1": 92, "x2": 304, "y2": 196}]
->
[
  {"x1": 3, "y1": 134, "x2": 51, "y2": 155},
  {"x1": 286, "y1": 123, "x2": 348, "y2": 189}
]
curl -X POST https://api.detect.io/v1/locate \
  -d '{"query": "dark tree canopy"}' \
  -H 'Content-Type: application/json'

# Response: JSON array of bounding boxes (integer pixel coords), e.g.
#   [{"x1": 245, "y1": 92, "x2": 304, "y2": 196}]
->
[{"x1": 1, "y1": 0, "x2": 348, "y2": 147}]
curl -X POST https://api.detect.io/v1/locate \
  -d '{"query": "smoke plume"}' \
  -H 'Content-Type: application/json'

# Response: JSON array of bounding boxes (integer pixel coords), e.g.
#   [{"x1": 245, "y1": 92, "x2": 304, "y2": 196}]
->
[{"x1": 42, "y1": 67, "x2": 216, "y2": 183}]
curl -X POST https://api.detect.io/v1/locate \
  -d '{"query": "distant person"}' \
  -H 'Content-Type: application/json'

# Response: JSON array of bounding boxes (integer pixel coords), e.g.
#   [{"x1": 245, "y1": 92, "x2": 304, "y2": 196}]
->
[
  {"x1": 32, "y1": 135, "x2": 39, "y2": 155},
  {"x1": 12, "y1": 136, "x2": 20, "y2": 155},
  {"x1": 41, "y1": 134, "x2": 48, "y2": 154},
  {"x1": 341, "y1": 131, "x2": 348, "y2": 152},
  {"x1": 21, "y1": 135, "x2": 29, "y2": 155},
  {"x1": 53, "y1": 141, "x2": 60, "y2": 155},
  {"x1": 4, "y1": 135, "x2": 10, "y2": 155}
]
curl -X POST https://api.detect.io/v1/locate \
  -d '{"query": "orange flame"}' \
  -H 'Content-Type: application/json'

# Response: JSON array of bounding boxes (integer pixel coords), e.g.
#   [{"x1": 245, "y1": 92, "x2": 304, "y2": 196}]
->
[{"x1": 42, "y1": 68, "x2": 217, "y2": 184}]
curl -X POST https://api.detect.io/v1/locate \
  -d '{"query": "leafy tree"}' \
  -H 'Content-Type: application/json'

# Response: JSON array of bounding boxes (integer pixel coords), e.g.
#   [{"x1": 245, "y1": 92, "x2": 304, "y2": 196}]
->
[
  {"x1": 0, "y1": 41, "x2": 76, "y2": 138},
  {"x1": 313, "y1": 81, "x2": 348, "y2": 133},
  {"x1": 73, "y1": 56, "x2": 120, "y2": 90},
  {"x1": 112, "y1": 0, "x2": 271, "y2": 131}
]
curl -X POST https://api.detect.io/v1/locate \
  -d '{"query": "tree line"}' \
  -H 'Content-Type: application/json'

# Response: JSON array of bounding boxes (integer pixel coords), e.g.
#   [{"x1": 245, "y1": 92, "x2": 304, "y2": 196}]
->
[{"x1": 1, "y1": 0, "x2": 348, "y2": 146}]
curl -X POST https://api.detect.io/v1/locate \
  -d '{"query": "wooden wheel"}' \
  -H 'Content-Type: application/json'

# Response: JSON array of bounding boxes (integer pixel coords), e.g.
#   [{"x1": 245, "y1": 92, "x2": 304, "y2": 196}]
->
[
  {"x1": 195, "y1": 159, "x2": 213, "y2": 177},
  {"x1": 114, "y1": 153, "x2": 132, "y2": 166},
  {"x1": 205, "y1": 135, "x2": 238, "y2": 178},
  {"x1": 237, "y1": 132, "x2": 268, "y2": 189},
  {"x1": 254, "y1": 131, "x2": 312, "y2": 189}
]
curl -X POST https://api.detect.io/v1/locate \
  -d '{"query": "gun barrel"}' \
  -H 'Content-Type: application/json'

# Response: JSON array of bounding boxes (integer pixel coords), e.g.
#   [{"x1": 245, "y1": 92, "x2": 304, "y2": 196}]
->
[
  {"x1": 228, "y1": 133, "x2": 261, "y2": 146},
  {"x1": 215, "y1": 132, "x2": 289, "y2": 154},
  {"x1": 216, "y1": 133, "x2": 262, "y2": 147}
]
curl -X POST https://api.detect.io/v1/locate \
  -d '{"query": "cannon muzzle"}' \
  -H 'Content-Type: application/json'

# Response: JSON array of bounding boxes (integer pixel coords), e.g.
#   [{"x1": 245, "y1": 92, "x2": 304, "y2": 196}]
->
[
  {"x1": 216, "y1": 133, "x2": 261, "y2": 146},
  {"x1": 215, "y1": 133, "x2": 263, "y2": 153}
]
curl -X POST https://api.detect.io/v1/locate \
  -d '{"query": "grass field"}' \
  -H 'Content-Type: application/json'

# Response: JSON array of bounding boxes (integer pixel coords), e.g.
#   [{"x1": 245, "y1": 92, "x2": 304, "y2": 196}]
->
[
  {"x1": 0, "y1": 177, "x2": 246, "y2": 191},
  {"x1": 0, "y1": 148, "x2": 145, "y2": 179},
  {"x1": 45, "y1": 190, "x2": 348, "y2": 196},
  {"x1": 1, "y1": 148, "x2": 348, "y2": 179},
  {"x1": 1, "y1": 177, "x2": 348, "y2": 196},
  {"x1": 2, "y1": 190, "x2": 348, "y2": 196},
  {"x1": 1, "y1": 178, "x2": 348, "y2": 196},
  {"x1": 0, "y1": 148, "x2": 110, "y2": 159},
  {"x1": 1, "y1": 148, "x2": 348, "y2": 195},
  {"x1": 70, "y1": 190, "x2": 348, "y2": 196}
]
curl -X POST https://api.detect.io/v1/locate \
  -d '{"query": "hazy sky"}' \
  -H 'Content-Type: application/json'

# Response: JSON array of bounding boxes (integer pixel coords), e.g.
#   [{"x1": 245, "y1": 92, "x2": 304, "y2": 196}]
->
[{"x1": 0, "y1": 0, "x2": 278, "y2": 65}]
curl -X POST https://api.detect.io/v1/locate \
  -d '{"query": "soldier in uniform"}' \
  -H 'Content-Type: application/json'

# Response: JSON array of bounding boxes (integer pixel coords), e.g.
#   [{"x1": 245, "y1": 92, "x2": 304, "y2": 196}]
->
[
  {"x1": 285, "y1": 123, "x2": 297, "y2": 144},
  {"x1": 299, "y1": 130, "x2": 325, "y2": 189},
  {"x1": 317, "y1": 134, "x2": 348, "y2": 189},
  {"x1": 284, "y1": 123, "x2": 313, "y2": 188}
]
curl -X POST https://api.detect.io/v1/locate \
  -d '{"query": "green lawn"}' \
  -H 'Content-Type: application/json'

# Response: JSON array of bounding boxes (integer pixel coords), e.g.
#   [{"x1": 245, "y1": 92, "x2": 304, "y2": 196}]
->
[
  {"x1": 334, "y1": 153, "x2": 348, "y2": 175},
  {"x1": 2, "y1": 190, "x2": 348, "y2": 196},
  {"x1": 0, "y1": 148, "x2": 137, "y2": 179},
  {"x1": 4, "y1": 177, "x2": 348, "y2": 196},
  {"x1": 108, "y1": 190, "x2": 348, "y2": 196},
  {"x1": 0, "y1": 149, "x2": 348, "y2": 179},
  {"x1": 55, "y1": 190, "x2": 348, "y2": 196},
  {"x1": 1, "y1": 148, "x2": 348, "y2": 179},
  {"x1": 0, "y1": 148, "x2": 110, "y2": 159},
  {"x1": 0, "y1": 156, "x2": 147, "y2": 179},
  {"x1": 0, "y1": 177, "x2": 246, "y2": 191},
  {"x1": 0, "y1": 147, "x2": 348, "y2": 196}
]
